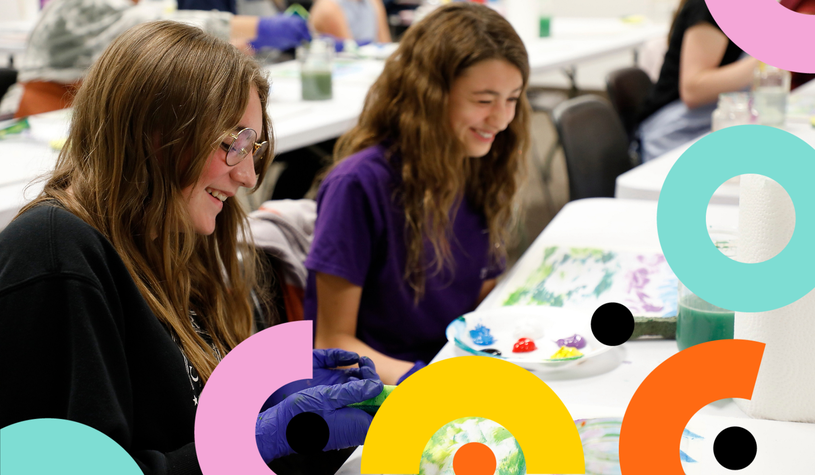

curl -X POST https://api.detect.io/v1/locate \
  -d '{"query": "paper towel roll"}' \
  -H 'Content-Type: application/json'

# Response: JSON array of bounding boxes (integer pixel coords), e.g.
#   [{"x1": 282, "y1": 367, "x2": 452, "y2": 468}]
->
[{"x1": 735, "y1": 174, "x2": 815, "y2": 423}]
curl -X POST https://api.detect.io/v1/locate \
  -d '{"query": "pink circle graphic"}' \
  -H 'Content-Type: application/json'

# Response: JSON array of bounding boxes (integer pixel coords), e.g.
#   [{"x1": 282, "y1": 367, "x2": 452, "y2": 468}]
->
[
  {"x1": 705, "y1": 0, "x2": 815, "y2": 73},
  {"x1": 194, "y1": 320, "x2": 313, "y2": 474}
]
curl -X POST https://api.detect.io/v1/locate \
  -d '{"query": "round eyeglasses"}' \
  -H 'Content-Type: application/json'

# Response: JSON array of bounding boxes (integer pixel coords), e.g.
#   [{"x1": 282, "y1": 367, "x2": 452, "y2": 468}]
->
[{"x1": 221, "y1": 127, "x2": 269, "y2": 175}]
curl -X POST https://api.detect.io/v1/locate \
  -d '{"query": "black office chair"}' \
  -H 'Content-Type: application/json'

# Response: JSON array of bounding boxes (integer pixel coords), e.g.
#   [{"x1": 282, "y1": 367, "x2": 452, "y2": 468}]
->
[
  {"x1": 605, "y1": 67, "x2": 653, "y2": 141},
  {"x1": 0, "y1": 68, "x2": 18, "y2": 102},
  {"x1": 552, "y1": 95, "x2": 634, "y2": 201}
]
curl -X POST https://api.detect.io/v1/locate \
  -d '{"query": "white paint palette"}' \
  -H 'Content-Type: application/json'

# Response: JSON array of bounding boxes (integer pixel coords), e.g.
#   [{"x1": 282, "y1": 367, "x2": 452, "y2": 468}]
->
[{"x1": 445, "y1": 306, "x2": 612, "y2": 371}]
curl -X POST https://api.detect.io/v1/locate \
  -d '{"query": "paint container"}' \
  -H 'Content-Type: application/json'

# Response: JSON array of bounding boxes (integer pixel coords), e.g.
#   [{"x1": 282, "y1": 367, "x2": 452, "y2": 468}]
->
[
  {"x1": 298, "y1": 38, "x2": 333, "y2": 101},
  {"x1": 675, "y1": 231, "x2": 736, "y2": 351}
]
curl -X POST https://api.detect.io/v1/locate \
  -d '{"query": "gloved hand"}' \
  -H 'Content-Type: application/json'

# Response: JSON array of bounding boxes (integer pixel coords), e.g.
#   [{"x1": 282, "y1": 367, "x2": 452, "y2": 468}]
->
[
  {"x1": 261, "y1": 349, "x2": 380, "y2": 411},
  {"x1": 250, "y1": 15, "x2": 311, "y2": 51},
  {"x1": 256, "y1": 379, "x2": 384, "y2": 463},
  {"x1": 397, "y1": 360, "x2": 426, "y2": 385}
]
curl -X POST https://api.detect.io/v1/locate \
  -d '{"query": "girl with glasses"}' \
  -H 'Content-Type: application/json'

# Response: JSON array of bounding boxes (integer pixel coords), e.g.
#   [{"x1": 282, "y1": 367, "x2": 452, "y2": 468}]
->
[
  {"x1": 0, "y1": 21, "x2": 380, "y2": 474},
  {"x1": 305, "y1": 3, "x2": 532, "y2": 385}
]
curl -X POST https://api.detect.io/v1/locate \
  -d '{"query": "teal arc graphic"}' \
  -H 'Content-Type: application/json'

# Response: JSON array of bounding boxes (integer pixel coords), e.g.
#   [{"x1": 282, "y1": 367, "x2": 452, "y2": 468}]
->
[
  {"x1": 657, "y1": 125, "x2": 815, "y2": 312},
  {"x1": 0, "y1": 418, "x2": 143, "y2": 475}
]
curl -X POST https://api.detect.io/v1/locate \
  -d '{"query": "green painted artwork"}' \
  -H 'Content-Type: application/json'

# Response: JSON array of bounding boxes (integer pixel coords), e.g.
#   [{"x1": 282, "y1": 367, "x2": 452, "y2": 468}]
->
[{"x1": 502, "y1": 246, "x2": 678, "y2": 318}]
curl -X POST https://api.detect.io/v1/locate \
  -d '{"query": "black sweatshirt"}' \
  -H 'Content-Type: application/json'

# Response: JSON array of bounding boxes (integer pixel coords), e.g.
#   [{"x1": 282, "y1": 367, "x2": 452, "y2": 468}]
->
[{"x1": 0, "y1": 205, "x2": 204, "y2": 475}]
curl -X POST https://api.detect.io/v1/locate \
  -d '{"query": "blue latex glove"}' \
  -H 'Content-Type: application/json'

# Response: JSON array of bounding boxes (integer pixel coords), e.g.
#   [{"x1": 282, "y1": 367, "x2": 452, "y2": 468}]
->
[
  {"x1": 261, "y1": 349, "x2": 379, "y2": 411},
  {"x1": 250, "y1": 15, "x2": 311, "y2": 51},
  {"x1": 397, "y1": 360, "x2": 426, "y2": 385},
  {"x1": 256, "y1": 379, "x2": 383, "y2": 463}
]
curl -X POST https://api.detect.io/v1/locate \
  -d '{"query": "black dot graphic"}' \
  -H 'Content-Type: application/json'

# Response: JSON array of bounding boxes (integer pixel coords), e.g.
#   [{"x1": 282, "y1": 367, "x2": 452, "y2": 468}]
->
[
  {"x1": 591, "y1": 302, "x2": 634, "y2": 346},
  {"x1": 286, "y1": 412, "x2": 329, "y2": 455},
  {"x1": 714, "y1": 426, "x2": 757, "y2": 470}
]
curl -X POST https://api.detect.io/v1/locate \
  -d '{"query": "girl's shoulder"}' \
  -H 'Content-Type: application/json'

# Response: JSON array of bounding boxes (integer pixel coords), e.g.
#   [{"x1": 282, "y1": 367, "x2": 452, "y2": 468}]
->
[
  {"x1": 0, "y1": 204, "x2": 121, "y2": 292},
  {"x1": 325, "y1": 143, "x2": 400, "y2": 187}
]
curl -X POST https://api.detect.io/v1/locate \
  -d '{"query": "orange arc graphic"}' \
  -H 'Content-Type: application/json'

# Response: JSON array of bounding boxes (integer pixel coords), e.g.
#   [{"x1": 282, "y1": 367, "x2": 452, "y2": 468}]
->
[{"x1": 619, "y1": 339, "x2": 765, "y2": 475}]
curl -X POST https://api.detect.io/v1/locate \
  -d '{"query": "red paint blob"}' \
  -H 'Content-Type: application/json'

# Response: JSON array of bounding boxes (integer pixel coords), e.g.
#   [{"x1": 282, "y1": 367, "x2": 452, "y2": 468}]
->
[{"x1": 512, "y1": 337, "x2": 537, "y2": 353}]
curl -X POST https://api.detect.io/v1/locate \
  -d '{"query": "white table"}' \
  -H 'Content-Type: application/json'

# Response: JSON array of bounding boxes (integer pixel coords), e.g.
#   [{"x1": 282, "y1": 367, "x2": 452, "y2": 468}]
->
[
  {"x1": 337, "y1": 198, "x2": 815, "y2": 474},
  {"x1": 526, "y1": 17, "x2": 666, "y2": 75},
  {"x1": 616, "y1": 82, "x2": 815, "y2": 205},
  {"x1": 0, "y1": 60, "x2": 382, "y2": 230}
]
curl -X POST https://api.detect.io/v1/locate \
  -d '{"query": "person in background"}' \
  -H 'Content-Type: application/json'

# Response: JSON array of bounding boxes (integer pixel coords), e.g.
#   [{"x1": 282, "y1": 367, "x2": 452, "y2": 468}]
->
[
  {"x1": 780, "y1": 0, "x2": 815, "y2": 90},
  {"x1": 14, "y1": 0, "x2": 309, "y2": 118},
  {"x1": 177, "y1": 0, "x2": 286, "y2": 17},
  {"x1": 0, "y1": 21, "x2": 379, "y2": 474},
  {"x1": 308, "y1": 0, "x2": 392, "y2": 44},
  {"x1": 636, "y1": 0, "x2": 759, "y2": 162},
  {"x1": 305, "y1": 3, "x2": 530, "y2": 385}
]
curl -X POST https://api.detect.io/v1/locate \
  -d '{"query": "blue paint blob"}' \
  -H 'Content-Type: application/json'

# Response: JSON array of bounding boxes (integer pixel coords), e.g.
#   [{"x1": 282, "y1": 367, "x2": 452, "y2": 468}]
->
[
  {"x1": 680, "y1": 450, "x2": 697, "y2": 463},
  {"x1": 683, "y1": 428, "x2": 704, "y2": 440},
  {"x1": 469, "y1": 324, "x2": 495, "y2": 346},
  {"x1": 555, "y1": 333, "x2": 587, "y2": 349}
]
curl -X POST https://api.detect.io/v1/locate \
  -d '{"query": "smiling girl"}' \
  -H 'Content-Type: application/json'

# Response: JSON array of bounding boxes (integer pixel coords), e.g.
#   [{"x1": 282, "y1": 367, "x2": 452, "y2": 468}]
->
[{"x1": 304, "y1": 3, "x2": 532, "y2": 385}]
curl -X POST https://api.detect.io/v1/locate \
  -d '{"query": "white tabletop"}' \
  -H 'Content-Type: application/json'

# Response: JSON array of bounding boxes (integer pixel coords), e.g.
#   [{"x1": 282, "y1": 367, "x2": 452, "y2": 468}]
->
[
  {"x1": 616, "y1": 83, "x2": 815, "y2": 205},
  {"x1": 526, "y1": 17, "x2": 666, "y2": 75}
]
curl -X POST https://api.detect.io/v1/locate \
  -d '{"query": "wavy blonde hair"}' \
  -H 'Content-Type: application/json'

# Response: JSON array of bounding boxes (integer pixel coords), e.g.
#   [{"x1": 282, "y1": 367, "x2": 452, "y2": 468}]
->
[
  {"x1": 334, "y1": 2, "x2": 531, "y2": 298},
  {"x1": 19, "y1": 21, "x2": 274, "y2": 383}
]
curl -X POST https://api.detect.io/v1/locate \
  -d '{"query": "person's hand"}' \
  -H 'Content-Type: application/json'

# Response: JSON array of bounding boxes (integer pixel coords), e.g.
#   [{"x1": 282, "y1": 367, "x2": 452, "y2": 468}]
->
[
  {"x1": 250, "y1": 15, "x2": 311, "y2": 51},
  {"x1": 255, "y1": 379, "x2": 383, "y2": 463},
  {"x1": 261, "y1": 349, "x2": 379, "y2": 411},
  {"x1": 396, "y1": 360, "x2": 426, "y2": 385}
]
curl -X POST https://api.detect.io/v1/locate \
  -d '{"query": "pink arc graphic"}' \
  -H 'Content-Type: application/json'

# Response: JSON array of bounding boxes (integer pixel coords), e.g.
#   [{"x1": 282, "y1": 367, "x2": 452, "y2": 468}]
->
[
  {"x1": 705, "y1": 0, "x2": 815, "y2": 73},
  {"x1": 194, "y1": 320, "x2": 313, "y2": 474}
]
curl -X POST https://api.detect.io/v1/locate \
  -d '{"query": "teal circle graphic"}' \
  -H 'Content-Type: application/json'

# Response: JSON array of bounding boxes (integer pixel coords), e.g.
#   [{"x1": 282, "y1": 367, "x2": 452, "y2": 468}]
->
[
  {"x1": 0, "y1": 419, "x2": 142, "y2": 475},
  {"x1": 657, "y1": 125, "x2": 815, "y2": 312}
]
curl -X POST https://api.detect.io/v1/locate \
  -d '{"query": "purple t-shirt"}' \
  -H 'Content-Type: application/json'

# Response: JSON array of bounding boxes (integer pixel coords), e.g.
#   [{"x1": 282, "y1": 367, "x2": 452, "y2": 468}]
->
[{"x1": 304, "y1": 144, "x2": 505, "y2": 364}]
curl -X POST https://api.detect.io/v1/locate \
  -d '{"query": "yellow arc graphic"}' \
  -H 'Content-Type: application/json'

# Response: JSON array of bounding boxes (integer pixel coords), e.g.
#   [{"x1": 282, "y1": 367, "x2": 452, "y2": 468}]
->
[{"x1": 361, "y1": 356, "x2": 585, "y2": 474}]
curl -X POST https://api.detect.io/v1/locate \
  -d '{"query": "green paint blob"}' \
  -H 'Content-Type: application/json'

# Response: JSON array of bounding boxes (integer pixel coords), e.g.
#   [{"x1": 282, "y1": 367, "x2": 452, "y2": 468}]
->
[{"x1": 347, "y1": 385, "x2": 396, "y2": 414}]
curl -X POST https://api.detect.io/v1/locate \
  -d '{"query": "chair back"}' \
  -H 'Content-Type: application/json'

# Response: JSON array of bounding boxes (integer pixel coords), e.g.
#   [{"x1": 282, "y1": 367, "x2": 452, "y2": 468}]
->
[
  {"x1": 552, "y1": 95, "x2": 633, "y2": 201},
  {"x1": 0, "y1": 68, "x2": 18, "y2": 104},
  {"x1": 605, "y1": 67, "x2": 653, "y2": 140}
]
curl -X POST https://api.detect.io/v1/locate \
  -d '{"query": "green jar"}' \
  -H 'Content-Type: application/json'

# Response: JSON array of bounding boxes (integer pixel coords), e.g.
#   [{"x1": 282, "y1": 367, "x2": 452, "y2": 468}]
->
[
  {"x1": 298, "y1": 38, "x2": 333, "y2": 101},
  {"x1": 676, "y1": 232, "x2": 736, "y2": 351}
]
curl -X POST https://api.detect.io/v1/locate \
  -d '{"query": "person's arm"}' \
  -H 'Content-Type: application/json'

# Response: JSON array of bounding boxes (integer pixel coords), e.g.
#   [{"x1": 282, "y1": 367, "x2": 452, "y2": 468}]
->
[
  {"x1": 314, "y1": 272, "x2": 414, "y2": 385},
  {"x1": 309, "y1": 0, "x2": 354, "y2": 39},
  {"x1": 230, "y1": 15, "x2": 261, "y2": 41},
  {"x1": 476, "y1": 278, "x2": 497, "y2": 306},
  {"x1": 370, "y1": 0, "x2": 392, "y2": 43},
  {"x1": 678, "y1": 23, "x2": 759, "y2": 109}
]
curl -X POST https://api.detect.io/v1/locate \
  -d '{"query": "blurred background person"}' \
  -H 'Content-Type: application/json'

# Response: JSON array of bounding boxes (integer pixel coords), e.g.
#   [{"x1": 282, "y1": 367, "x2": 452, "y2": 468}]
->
[
  {"x1": 309, "y1": 0, "x2": 391, "y2": 44},
  {"x1": 14, "y1": 0, "x2": 309, "y2": 117},
  {"x1": 636, "y1": 0, "x2": 758, "y2": 162}
]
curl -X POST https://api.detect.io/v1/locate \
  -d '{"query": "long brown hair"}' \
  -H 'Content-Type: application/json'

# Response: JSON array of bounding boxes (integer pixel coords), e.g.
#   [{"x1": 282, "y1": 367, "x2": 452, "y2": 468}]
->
[
  {"x1": 18, "y1": 21, "x2": 274, "y2": 383},
  {"x1": 668, "y1": 0, "x2": 692, "y2": 43},
  {"x1": 334, "y1": 2, "x2": 531, "y2": 298}
]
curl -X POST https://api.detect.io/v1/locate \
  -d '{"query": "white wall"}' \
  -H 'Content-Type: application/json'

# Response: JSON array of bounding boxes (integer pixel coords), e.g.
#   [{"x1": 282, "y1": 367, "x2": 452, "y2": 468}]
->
[
  {"x1": 0, "y1": 0, "x2": 40, "y2": 21},
  {"x1": 548, "y1": 0, "x2": 679, "y2": 23}
]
